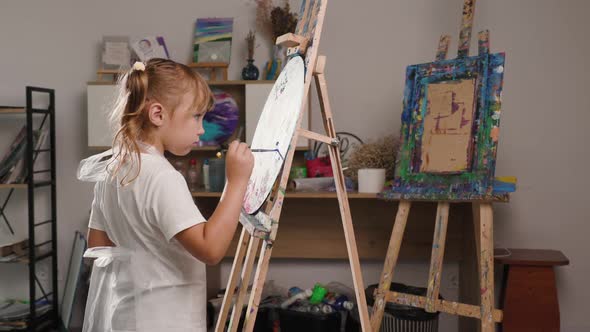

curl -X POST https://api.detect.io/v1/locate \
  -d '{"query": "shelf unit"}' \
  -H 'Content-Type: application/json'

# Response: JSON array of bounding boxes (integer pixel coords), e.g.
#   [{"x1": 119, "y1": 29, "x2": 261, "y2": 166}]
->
[
  {"x1": 0, "y1": 87, "x2": 58, "y2": 331},
  {"x1": 191, "y1": 190, "x2": 377, "y2": 199}
]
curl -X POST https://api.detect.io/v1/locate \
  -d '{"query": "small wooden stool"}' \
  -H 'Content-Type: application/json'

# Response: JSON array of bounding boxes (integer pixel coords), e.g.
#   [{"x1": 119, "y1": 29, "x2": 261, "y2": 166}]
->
[{"x1": 495, "y1": 248, "x2": 569, "y2": 332}]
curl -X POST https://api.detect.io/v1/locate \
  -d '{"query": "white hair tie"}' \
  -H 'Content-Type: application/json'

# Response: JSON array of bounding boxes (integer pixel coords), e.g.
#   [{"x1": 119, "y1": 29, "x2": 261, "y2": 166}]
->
[{"x1": 132, "y1": 61, "x2": 145, "y2": 72}]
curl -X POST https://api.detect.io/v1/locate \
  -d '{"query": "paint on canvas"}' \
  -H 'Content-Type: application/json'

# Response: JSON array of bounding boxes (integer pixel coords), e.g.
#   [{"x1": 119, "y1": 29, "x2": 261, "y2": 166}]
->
[
  {"x1": 243, "y1": 56, "x2": 305, "y2": 214},
  {"x1": 419, "y1": 79, "x2": 476, "y2": 173},
  {"x1": 198, "y1": 89, "x2": 239, "y2": 146},
  {"x1": 382, "y1": 52, "x2": 507, "y2": 201},
  {"x1": 193, "y1": 18, "x2": 233, "y2": 63}
]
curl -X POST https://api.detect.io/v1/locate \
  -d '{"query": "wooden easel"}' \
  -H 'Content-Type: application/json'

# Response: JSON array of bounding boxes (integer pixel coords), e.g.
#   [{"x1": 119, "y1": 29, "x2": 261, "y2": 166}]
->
[
  {"x1": 370, "y1": 1, "x2": 504, "y2": 332},
  {"x1": 214, "y1": 1, "x2": 372, "y2": 331}
]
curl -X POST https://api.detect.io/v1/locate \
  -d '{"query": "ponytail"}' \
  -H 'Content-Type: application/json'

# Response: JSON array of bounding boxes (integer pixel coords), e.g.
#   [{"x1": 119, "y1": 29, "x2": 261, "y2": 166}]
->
[{"x1": 108, "y1": 65, "x2": 148, "y2": 186}]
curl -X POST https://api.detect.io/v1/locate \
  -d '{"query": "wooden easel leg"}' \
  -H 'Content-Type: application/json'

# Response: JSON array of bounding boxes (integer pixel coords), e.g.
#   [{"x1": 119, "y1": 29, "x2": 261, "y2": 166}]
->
[
  {"x1": 215, "y1": 228, "x2": 251, "y2": 332},
  {"x1": 242, "y1": 243, "x2": 273, "y2": 332},
  {"x1": 473, "y1": 201, "x2": 482, "y2": 331},
  {"x1": 313, "y1": 66, "x2": 371, "y2": 331},
  {"x1": 472, "y1": 202, "x2": 481, "y2": 273},
  {"x1": 330, "y1": 144, "x2": 372, "y2": 331},
  {"x1": 370, "y1": 200, "x2": 411, "y2": 332},
  {"x1": 425, "y1": 202, "x2": 450, "y2": 312},
  {"x1": 478, "y1": 203, "x2": 495, "y2": 332},
  {"x1": 227, "y1": 237, "x2": 260, "y2": 332}
]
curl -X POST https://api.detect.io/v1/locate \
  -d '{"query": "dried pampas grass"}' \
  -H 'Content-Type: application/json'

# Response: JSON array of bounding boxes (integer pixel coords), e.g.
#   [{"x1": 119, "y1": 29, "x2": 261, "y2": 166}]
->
[{"x1": 345, "y1": 135, "x2": 400, "y2": 182}]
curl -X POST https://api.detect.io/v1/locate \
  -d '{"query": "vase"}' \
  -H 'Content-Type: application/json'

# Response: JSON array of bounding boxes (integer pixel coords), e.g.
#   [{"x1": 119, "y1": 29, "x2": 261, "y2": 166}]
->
[
  {"x1": 241, "y1": 59, "x2": 259, "y2": 80},
  {"x1": 358, "y1": 168, "x2": 386, "y2": 193}
]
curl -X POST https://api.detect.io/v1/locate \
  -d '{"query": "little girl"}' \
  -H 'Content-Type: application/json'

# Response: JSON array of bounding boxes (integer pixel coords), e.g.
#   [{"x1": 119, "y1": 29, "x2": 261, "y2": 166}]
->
[{"x1": 78, "y1": 59, "x2": 254, "y2": 331}]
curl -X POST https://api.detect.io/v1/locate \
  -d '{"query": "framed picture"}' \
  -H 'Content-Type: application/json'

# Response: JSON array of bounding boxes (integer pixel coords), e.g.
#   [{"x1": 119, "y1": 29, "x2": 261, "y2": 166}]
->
[
  {"x1": 390, "y1": 52, "x2": 506, "y2": 200},
  {"x1": 101, "y1": 36, "x2": 131, "y2": 69},
  {"x1": 131, "y1": 36, "x2": 169, "y2": 61}
]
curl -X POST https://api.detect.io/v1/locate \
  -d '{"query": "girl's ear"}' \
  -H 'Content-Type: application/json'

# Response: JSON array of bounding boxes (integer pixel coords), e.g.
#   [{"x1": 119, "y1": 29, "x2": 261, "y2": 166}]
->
[{"x1": 147, "y1": 102, "x2": 166, "y2": 127}]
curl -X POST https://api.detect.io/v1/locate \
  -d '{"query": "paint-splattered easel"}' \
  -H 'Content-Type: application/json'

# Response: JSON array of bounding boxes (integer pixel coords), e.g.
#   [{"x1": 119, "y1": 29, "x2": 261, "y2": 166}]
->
[
  {"x1": 370, "y1": 1, "x2": 506, "y2": 332},
  {"x1": 214, "y1": 0, "x2": 372, "y2": 331}
]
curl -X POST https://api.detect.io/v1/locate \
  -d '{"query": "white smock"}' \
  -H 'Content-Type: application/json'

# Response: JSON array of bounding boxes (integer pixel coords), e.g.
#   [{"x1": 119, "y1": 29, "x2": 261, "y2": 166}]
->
[{"x1": 77, "y1": 143, "x2": 208, "y2": 332}]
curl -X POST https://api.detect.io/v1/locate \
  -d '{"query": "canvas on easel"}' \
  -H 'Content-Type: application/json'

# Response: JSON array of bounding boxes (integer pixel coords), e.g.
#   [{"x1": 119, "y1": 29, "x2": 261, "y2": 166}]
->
[
  {"x1": 383, "y1": 48, "x2": 507, "y2": 201},
  {"x1": 214, "y1": 0, "x2": 372, "y2": 331}
]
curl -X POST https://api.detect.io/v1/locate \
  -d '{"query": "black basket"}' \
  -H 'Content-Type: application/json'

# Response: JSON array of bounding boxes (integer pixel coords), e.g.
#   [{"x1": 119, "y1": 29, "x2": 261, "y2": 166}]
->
[{"x1": 365, "y1": 283, "x2": 442, "y2": 321}]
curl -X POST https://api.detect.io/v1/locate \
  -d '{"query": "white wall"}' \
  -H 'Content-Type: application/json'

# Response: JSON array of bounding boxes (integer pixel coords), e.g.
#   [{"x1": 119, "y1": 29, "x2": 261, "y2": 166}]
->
[{"x1": 1, "y1": 0, "x2": 589, "y2": 331}]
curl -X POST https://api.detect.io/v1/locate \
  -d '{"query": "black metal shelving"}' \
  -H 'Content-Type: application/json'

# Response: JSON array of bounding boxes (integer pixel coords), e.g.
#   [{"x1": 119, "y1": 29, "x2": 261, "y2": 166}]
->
[{"x1": 0, "y1": 87, "x2": 58, "y2": 331}]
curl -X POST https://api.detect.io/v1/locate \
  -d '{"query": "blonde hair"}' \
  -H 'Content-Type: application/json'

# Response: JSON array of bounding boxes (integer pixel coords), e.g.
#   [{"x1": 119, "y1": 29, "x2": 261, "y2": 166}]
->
[{"x1": 108, "y1": 58, "x2": 214, "y2": 185}]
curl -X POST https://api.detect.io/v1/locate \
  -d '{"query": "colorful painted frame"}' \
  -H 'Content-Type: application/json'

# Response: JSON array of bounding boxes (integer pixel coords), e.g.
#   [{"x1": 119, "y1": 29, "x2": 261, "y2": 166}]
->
[{"x1": 385, "y1": 52, "x2": 506, "y2": 201}]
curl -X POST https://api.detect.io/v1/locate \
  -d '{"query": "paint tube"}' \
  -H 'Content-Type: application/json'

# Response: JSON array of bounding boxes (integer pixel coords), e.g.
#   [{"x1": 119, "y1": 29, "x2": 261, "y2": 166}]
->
[
  {"x1": 323, "y1": 293, "x2": 355, "y2": 311},
  {"x1": 287, "y1": 286, "x2": 304, "y2": 298},
  {"x1": 321, "y1": 304, "x2": 334, "y2": 314},
  {"x1": 335, "y1": 295, "x2": 354, "y2": 311},
  {"x1": 294, "y1": 304, "x2": 311, "y2": 313},
  {"x1": 310, "y1": 305, "x2": 321, "y2": 314},
  {"x1": 280, "y1": 289, "x2": 312, "y2": 309}
]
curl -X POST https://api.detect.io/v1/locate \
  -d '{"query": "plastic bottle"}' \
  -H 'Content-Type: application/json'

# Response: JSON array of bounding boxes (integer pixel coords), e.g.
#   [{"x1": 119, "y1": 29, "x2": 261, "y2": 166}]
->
[
  {"x1": 187, "y1": 159, "x2": 200, "y2": 191},
  {"x1": 203, "y1": 159, "x2": 210, "y2": 191},
  {"x1": 173, "y1": 160, "x2": 187, "y2": 180}
]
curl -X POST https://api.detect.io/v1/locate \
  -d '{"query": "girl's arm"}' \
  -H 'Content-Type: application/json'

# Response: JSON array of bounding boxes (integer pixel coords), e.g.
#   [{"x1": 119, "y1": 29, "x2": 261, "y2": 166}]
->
[
  {"x1": 88, "y1": 228, "x2": 115, "y2": 247},
  {"x1": 175, "y1": 141, "x2": 254, "y2": 265}
]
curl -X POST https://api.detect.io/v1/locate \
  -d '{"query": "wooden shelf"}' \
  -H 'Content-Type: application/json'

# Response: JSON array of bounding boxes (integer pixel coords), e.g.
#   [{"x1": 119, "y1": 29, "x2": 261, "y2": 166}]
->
[
  {"x1": 191, "y1": 191, "x2": 224, "y2": 197},
  {"x1": 0, "y1": 184, "x2": 27, "y2": 189},
  {"x1": 193, "y1": 145, "x2": 221, "y2": 151},
  {"x1": 188, "y1": 62, "x2": 228, "y2": 68},
  {"x1": 88, "y1": 145, "x2": 309, "y2": 152},
  {"x1": 208, "y1": 80, "x2": 276, "y2": 86},
  {"x1": 286, "y1": 191, "x2": 377, "y2": 198},
  {"x1": 88, "y1": 79, "x2": 275, "y2": 86},
  {"x1": 0, "y1": 249, "x2": 52, "y2": 264},
  {"x1": 96, "y1": 69, "x2": 123, "y2": 75},
  {"x1": 192, "y1": 190, "x2": 377, "y2": 199},
  {"x1": 0, "y1": 106, "x2": 25, "y2": 114},
  {"x1": 88, "y1": 145, "x2": 223, "y2": 152}
]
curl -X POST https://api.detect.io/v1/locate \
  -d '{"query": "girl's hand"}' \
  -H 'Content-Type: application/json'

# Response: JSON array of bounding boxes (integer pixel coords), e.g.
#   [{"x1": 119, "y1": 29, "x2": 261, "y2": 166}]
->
[{"x1": 225, "y1": 140, "x2": 254, "y2": 187}]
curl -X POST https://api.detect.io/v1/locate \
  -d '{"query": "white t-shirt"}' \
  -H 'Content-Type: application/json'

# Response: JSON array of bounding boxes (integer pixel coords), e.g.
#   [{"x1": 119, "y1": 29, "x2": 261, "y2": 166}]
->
[{"x1": 87, "y1": 148, "x2": 208, "y2": 331}]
